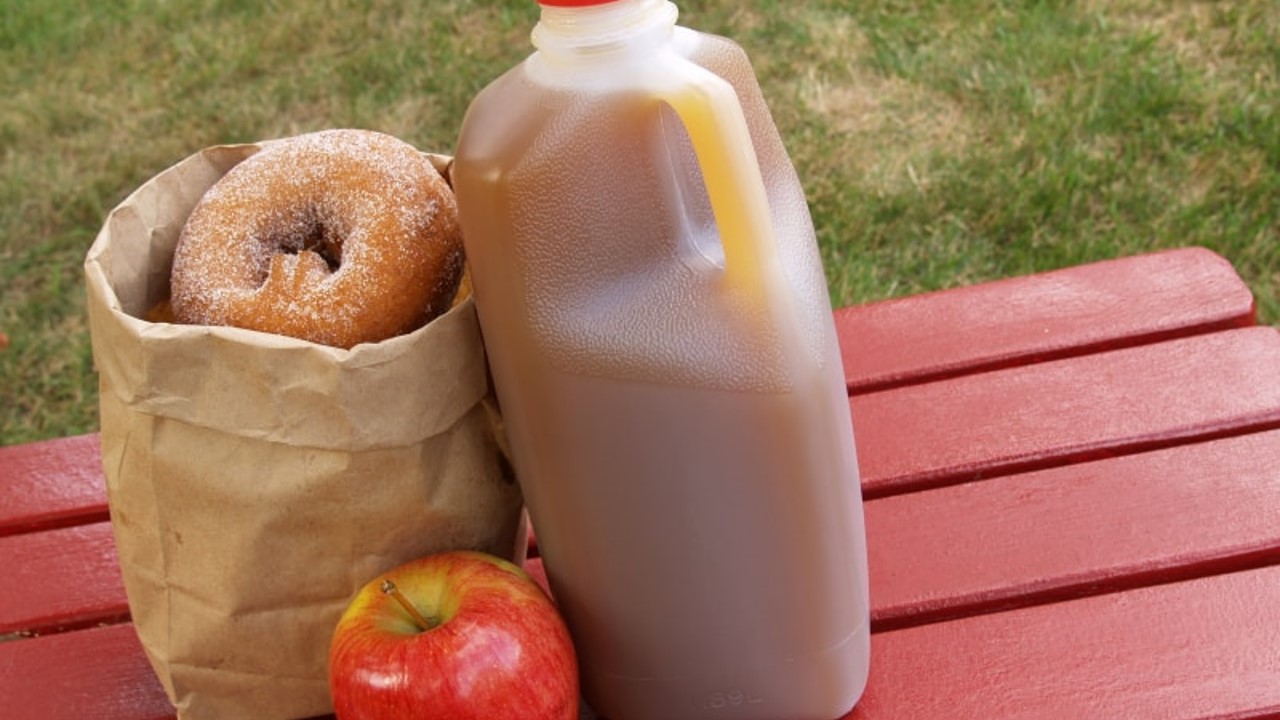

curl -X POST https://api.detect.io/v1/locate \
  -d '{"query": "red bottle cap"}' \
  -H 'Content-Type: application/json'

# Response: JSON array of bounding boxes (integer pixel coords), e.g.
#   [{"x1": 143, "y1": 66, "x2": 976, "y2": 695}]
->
[{"x1": 537, "y1": 0, "x2": 620, "y2": 6}]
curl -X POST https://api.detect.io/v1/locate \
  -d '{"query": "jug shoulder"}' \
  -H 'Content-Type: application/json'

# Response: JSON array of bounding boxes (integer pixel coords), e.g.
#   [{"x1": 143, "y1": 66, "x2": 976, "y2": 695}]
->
[
  {"x1": 455, "y1": 66, "x2": 551, "y2": 166},
  {"x1": 676, "y1": 26, "x2": 751, "y2": 68}
]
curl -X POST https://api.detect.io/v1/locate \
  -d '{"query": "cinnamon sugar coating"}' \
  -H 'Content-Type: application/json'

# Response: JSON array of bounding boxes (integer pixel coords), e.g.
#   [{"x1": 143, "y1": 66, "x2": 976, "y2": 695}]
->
[{"x1": 170, "y1": 129, "x2": 464, "y2": 349}]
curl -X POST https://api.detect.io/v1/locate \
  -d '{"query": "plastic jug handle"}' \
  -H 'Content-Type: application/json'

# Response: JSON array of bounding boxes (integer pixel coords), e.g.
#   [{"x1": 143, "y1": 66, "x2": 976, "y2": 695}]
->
[{"x1": 653, "y1": 62, "x2": 780, "y2": 298}]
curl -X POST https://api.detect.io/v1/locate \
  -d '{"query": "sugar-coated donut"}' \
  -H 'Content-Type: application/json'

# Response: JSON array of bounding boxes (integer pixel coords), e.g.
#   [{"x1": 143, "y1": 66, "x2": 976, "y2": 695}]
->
[{"x1": 170, "y1": 129, "x2": 463, "y2": 349}]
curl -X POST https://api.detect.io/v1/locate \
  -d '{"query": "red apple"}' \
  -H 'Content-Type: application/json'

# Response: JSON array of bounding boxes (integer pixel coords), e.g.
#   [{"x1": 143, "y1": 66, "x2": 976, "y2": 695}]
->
[{"x1": 328, "y1": 551, "x2": 578, "y2": 719}]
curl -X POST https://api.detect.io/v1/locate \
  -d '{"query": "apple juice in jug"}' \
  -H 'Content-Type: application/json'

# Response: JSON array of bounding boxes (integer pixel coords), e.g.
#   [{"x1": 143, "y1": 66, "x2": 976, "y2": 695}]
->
[{"x1": 452, "y1": 0, "x2": 870, "y2": 717}]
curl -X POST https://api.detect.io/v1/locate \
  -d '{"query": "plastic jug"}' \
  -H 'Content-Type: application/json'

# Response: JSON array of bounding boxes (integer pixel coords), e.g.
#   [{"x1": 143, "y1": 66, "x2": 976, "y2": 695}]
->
[{"x1": 452, "y1": 1, "x2": 870, "y2": 717}]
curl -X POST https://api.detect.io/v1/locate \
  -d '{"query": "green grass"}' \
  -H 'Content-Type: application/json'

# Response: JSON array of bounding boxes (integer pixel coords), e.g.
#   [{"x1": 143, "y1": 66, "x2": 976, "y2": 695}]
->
[{"x1": 2, "y1": 0, "x2": 1277, "y2": 445}]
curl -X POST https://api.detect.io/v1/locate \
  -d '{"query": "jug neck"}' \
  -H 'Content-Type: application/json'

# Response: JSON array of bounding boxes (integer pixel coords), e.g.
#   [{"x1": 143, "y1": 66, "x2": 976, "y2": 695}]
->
[{"x1": 532, "y1": 0, "x2": 678, "y2": 57}]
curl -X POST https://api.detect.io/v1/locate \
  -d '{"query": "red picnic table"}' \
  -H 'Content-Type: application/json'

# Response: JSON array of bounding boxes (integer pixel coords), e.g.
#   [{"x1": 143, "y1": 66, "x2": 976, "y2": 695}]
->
[{"x1": 3, "y1": 246, "x2": 1280, "y2": 719}]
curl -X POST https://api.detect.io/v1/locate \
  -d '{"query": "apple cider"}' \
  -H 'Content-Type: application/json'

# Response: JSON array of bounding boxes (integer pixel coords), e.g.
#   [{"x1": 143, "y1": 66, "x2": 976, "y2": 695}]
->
[{"x1": 452, "y1": 1, "x2": 870, "y2": 718}]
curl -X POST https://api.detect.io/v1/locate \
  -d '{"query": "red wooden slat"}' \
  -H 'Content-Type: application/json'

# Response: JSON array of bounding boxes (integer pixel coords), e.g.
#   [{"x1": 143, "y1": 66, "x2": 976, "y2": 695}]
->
[
  {"x1": 0, "y1": 433, "x2": 108, "y2": 536},
  {"x1": 866, "y1": 429, "x2": 1280, "y2": 631},
  {"x1": 0, "y1": 521, "x2": 130, "y2": 636},
  {"x1": 0, "y1": 623, "x2": 176, "y2": 720},
  {"x1": 0, "y1": 522, "x2": 545, "y2": 641},
  {"x1": 11, "y1": 566, "x2": 1280, "y2": 720},
  {"x1": 837, "y1": 247, "x2": 1257, "y2": 393},
  {"x1": 853, "y1": 326, "x2": 1280, "y2": 497},
  {"x1": 848, "y1": 564, "x2": 1280, "y2": 720}
]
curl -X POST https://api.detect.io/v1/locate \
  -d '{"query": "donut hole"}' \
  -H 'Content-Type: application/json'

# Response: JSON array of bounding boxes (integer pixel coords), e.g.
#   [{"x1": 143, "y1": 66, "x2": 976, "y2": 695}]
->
[{"x1": 276, "y1": 210, "x2": 343, "y2": 274}]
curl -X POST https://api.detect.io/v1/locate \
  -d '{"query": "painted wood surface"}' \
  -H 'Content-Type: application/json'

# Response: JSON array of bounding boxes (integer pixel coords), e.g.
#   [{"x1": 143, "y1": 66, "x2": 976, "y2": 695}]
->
[
  {"x1": 836, "y1": 246, "x2": 1257, "y2": 392},
  {"x1": 0, "y1": 432, "x2": 106, "y2": 536},
  {"x1": 849, "y1": 564, "x2": 1280, "y2": 720},
  {"x1": 2, "y1": 249, "x2": 1279, "y2": 719},
  {"x1": 853, "y1": 327, "x2": 1280, "y2": 497},
  {"x1": 0, "y1": 521, "x2": 128, "y2": 636},
  {"x1": 0, "y1": 623, "x2": 176, "y2": 720},
  {"x1": 865, "y1": 428, "x2": 1280, "y2": 631}
]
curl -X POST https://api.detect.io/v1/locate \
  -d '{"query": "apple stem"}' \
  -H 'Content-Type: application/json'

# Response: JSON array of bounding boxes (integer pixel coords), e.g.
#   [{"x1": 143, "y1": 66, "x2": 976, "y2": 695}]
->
[{"x1": 381, "y1": 579, "x2": 439, "y2": 632}]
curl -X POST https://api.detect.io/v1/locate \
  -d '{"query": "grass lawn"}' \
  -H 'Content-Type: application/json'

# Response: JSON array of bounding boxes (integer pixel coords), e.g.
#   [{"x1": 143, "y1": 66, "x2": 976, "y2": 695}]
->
[{"x1": 1, "y1": 0, "x2": 1277, "y2": 445}]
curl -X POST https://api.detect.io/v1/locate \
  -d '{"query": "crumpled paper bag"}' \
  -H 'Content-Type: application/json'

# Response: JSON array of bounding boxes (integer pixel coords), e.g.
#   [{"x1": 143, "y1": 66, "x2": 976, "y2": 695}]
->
[{"x1": 84, "y1": 140, "x2": 526, "y2": 720}]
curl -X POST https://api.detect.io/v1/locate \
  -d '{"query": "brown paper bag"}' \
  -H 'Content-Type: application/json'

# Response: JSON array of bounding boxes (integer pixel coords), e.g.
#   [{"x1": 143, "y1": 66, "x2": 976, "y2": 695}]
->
[{"x1": 84, "y1": 141, "x2": 526, "y2": 720}]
